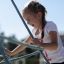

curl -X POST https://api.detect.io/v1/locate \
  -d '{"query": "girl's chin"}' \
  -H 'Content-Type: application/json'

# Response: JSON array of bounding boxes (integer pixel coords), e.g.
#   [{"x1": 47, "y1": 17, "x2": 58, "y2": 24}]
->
[{"x1": 31, "y1": 24, "x2": 34, "y2": 26}]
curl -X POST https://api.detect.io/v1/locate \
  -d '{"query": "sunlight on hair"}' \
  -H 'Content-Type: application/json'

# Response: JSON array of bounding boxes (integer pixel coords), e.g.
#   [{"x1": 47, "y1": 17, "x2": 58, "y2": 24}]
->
[
  {"x1": 29, "y1": 0, "x2": 36, "y2": 1},
  {"x1": 21, "y1": 0, "x2": 40, "y2": 17},
  {"x1": 23, "y1": 0, "x2": 38, "y2": 10},
  {"x1": 32, "y1": 0, "x2": 37, "y2": 1}
]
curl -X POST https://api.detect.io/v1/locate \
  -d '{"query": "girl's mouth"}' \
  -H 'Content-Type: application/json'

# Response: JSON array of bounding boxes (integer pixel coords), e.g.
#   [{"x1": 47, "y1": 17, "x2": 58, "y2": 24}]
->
[{"x1": 32, "y1": 24, "x2": 34, "y2": 26}]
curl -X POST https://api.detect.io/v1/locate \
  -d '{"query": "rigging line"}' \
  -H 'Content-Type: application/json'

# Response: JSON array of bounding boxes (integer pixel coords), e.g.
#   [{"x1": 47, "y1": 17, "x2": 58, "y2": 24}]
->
[
  {"x1": 11, "y1": 0, "x2": 34, "y2": 39},
  {"x1": 11, "y1": 0, "x2": 50, "y2": 64}
]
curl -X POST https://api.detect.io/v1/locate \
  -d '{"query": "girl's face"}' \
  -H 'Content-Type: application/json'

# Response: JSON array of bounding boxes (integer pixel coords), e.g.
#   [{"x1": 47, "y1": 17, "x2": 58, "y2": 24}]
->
[{"x1": 23, "y1": 12, "x2": 42, "y2": 28}]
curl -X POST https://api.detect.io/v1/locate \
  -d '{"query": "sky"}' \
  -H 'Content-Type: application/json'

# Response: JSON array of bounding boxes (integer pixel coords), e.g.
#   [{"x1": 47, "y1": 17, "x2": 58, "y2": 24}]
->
[{"x1": 0, "y1": 0, "x2": 64, "y2": 40}]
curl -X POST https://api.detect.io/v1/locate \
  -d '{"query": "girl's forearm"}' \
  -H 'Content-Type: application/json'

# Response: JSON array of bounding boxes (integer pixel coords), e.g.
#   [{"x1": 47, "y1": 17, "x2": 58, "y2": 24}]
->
[
  {"x1": 10, "y1": 36, "x2": 33, "y2": 56},
  {"x1": 39, "y1": 42, "x2": 58, "y2": 51},
  {"x1": 11, "y1": 45, "x2": 27, "y2": 56}
]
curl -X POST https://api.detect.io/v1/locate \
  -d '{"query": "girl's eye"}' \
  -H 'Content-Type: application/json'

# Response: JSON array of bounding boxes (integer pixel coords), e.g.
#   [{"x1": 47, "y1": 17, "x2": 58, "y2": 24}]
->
[{"x1": 27, "y1": 21, "x2": 30, "y2": 24}]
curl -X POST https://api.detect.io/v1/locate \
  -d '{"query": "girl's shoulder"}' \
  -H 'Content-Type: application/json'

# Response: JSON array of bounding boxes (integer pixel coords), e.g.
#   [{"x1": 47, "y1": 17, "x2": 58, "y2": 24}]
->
[
  {"x1": 45, "y1": 21, "x2": 57, "y2": 29},
  {"x1": 45, "y1": 21, "x2": 58, "y2": 32},
  {"x1": 46, "y1": 21, "x2": 57, "y2": 27}
]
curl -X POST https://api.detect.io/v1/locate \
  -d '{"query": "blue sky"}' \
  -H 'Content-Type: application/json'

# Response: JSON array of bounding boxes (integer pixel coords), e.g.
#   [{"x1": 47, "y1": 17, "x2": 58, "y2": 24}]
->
[{"x1": 0, "y1": 0, "x2": 64, "y2": 40}]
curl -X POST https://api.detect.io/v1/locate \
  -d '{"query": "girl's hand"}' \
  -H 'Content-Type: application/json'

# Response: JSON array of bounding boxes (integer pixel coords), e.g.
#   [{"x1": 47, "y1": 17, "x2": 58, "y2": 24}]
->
[
  {"x1": 32, "y1": 38, "x2": 42, "y2": 46},
  {"x1": 5, "y1": 48, "x2": 12, "y2": 57}
]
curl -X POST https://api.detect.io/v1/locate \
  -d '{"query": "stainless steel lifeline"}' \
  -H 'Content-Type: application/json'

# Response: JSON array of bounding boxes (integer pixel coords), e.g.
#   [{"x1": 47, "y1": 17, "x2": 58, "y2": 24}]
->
[{"x1": 0, "y1": 34, "x2": 11, "y2": 64}]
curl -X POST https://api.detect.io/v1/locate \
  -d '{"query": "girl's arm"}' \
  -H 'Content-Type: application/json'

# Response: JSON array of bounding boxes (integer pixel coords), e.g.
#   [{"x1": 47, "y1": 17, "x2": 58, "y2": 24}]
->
[
  {"x1": 6, "y1": 36, "x2": 33, "y2": 56},
  {"x1": 33, "y1": 31, "x2": 58, "y2": 51}
]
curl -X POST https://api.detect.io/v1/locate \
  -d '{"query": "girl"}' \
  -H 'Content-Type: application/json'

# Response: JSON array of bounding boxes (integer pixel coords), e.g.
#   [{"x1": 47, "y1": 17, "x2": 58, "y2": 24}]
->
[{"x1": 6, "y1": 1, "x2": 64, "y2": 64}]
